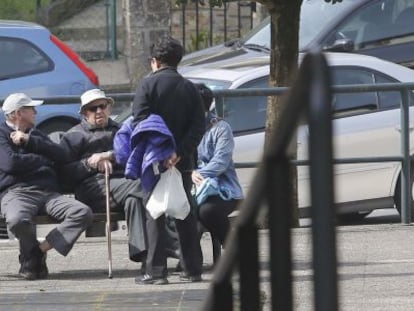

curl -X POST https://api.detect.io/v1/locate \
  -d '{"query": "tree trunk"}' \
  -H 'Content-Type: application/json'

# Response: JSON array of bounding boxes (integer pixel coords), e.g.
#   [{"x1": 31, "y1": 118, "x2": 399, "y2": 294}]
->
[{"x1": 259, "y1": 0, "x2": 302, "y2": 227}]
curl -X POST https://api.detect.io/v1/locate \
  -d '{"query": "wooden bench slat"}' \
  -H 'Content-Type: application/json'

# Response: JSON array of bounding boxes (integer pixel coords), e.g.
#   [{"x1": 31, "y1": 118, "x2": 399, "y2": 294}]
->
[{"x1": 0, "y1": 212, "x2": 125, "y2": 225}]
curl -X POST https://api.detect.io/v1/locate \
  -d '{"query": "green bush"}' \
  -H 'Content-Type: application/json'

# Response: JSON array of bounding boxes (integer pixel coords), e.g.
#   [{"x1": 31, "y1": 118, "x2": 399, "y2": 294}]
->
[{"x1": 0, "y1": 0, "x2": 51, "y2": 22}]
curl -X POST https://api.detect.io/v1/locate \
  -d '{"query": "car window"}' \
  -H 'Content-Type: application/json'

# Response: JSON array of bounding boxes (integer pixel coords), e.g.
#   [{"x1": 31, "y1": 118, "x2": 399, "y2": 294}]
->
[
  {"x1": 242, "y1": 0, "x2": 359, "y2": 50},
  {"x1": 219, "y1": 77, "x2": 268, "y2": 133},
  {"x1": 0, "y1": 37, "x2": 52, "y2": 80},
  {"x1": 331, "y1": 68, "x2": 378, "y2": 114},
  {"x1": 327, "y1": 0, "x2": 414, "y2": 51},
  {"x1": 375, "y1": 74, "x2": 402, "y2": 109}
]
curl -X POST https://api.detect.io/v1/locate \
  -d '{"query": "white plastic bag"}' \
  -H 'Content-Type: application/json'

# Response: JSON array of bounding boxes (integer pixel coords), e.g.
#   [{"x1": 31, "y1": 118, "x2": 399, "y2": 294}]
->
[{"x1": 146, "y1": 167, "x2": 191, "y2": 220}]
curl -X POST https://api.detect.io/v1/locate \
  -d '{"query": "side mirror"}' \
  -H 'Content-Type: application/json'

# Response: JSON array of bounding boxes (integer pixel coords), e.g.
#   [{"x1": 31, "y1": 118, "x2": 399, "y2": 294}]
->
[{"x1": 324, "y1": 38, "x2": 354, "y2": 52}]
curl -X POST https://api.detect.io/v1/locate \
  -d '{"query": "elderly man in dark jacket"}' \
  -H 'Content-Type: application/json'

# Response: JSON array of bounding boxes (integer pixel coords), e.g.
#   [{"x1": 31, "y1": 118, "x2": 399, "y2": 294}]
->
[
  {"x1": 0, "y1": 93, "x2": 93, "y2": 280},
  {"x1": 132, "y1": 35, "x2": 205, "y2": 284},
  {"x1": 59, "y1": 89, "x2": 148, "y2": 264}
]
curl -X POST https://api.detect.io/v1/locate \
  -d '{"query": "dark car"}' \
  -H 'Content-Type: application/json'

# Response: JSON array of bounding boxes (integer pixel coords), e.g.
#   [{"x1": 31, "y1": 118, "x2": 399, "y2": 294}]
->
[
  {"x1": 0, "y1": 20, "x2": 99, "y2": 134},
  {"x1": 181, "y1": 0, "x2": 414, "y2": 70}
]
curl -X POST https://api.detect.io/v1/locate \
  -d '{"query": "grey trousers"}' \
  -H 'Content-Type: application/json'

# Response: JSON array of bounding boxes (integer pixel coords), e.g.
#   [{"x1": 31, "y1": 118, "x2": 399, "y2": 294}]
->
[{"x1": 0, "y1": 185, "x2": 93, "y2": 257}]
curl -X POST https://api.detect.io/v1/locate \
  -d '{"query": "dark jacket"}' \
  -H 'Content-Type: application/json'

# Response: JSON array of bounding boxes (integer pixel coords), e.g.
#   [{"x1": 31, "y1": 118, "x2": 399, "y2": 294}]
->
[
  {"x1": 132, "y1": 67, "x2": 205, "y2": 173},
  {"x1": 59, "y1": 118, "x2": 122, "y2": 209},
  {"x1": 0, "y1": 122, "x2": 68, "y2": 199}
]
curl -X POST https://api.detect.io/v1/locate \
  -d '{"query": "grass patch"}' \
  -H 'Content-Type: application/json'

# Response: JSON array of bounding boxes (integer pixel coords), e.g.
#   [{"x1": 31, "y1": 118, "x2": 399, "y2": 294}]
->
[{"x1": 0, "y1": 0, "x2": 52, "y2": 22}]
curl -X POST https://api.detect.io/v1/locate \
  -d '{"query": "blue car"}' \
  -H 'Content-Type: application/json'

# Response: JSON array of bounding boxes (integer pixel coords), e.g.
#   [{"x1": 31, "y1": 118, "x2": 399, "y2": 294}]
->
[{"x1": 0, "y1": 20, "x2": 99, "y2": 134}]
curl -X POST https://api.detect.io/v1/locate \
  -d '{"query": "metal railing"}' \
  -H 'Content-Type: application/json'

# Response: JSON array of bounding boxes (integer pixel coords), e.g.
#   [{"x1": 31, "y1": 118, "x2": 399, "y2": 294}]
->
[
  {"x1": 176, "y1": 0, "x2": 254, "y2": 52},
  {"x1": 35, "y1": 78, "x2": 414, "y2": 227},
  {"x1": 211, "y1": 81, "x2": 414, "y2": 224},
  {"x1": 196, "y1": 50, "x2": 338, "y2": 310}
]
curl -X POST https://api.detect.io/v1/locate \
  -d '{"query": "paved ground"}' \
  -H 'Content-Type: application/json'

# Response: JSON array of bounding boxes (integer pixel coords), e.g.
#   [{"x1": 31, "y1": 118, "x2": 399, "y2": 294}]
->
[{"x1": 2, "y1": 223, "x2": 414, "y2": 310}]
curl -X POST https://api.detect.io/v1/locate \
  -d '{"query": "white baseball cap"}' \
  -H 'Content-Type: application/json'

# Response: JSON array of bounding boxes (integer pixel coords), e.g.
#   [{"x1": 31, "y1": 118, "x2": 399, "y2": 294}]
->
[
  {"x1": 80, "y1": 88, "x2": 114, "y2": 112},
  {"x1": 2, "y1": 93, "x2": 43, "y2": 115}
]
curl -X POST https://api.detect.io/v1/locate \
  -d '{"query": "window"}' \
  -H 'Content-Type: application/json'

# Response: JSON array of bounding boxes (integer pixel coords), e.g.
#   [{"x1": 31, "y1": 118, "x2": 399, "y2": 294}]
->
[
  {"x1": 331, "y1": 68, "x2": 378, "y2": 114},
  {"x1": 375, "y1": 74, "x2": 402, "y2": 109},
  {"x1": 221, "y1": 77, "x2": 268, "y2": 133},
  {"x1": 326, "y1": 0, "x2": 414, "y2": 51},
  {"x1": 0, "y1": 37, "x2": 52, "y2": 80}
]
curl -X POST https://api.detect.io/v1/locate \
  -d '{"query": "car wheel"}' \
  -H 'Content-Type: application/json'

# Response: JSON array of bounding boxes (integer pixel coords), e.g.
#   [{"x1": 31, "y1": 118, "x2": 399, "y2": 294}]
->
[
  {"x1": 37, "y1": 119, "x2": 78, "y2": 137},
  {"x1": 394, "y1": 165, "x2": 414, "y2": 219}
]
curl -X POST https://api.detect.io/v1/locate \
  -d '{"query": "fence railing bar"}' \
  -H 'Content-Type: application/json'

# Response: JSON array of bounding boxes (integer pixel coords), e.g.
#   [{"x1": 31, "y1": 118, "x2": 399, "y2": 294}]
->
[
  {"x1": 235, "y1": 156, "x2": 404, "y2": 169},
  {"x1": 268, "y1": 156, "x2": 293, "y2": 311},
  {"x1": 400, "y1": 88, "x2": 411, "y2": 223},
  {"x1": 30, "y1": 82, "x2": 414, "y2": 104},
  {"x1": 239, "y1": 223, "x2": 260, "y2": 311},
  {"x1": 307, "y1": 51, "x2": 338, "y2": 311}
]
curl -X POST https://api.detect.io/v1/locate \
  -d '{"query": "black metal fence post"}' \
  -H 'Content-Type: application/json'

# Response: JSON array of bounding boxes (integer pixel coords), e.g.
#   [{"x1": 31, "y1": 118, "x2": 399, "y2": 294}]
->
[{"x1": 307, "y1": 51, "x2": 338, "y2": 311}]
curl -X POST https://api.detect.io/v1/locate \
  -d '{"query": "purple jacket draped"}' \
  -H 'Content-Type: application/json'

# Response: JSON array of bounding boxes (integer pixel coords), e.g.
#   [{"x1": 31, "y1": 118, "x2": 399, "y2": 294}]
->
[{"x1": 113, "y1": 114, "x2": 176, "y2": 192}]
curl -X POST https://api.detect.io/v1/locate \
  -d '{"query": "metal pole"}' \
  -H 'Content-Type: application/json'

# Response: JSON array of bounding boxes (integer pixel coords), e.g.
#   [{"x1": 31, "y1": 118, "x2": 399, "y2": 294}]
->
[
  {"x1": 209, "y1": 5, "x2": 213, "y2": 46},
  {"x1": 109, "y1": 0, "x2": 118, "y2": 59},
  {"x1": 182, "y1": 3, "x2": 186, "y2": 51},
  {"x1": 196, "y1": 0, "x2": 199, "y2": 50},
  {"x1": 224, "y1": 3, "x2": 227, "y2": 42},
  {"x1": 400, "y1": 88, "x2": 411, "y2": 224},
  {"x1": 237, "y1": 1, "x2": 241, "y2": 38},
  {"x1": 104, "y1": 162, "x2": 113, "y2": 278},
  {"x1": 307, "y1": 51, "x2": 338, "y2": 311},
  {"x1": 105, "y1": 0, "x2": 118, "y2": 59}
]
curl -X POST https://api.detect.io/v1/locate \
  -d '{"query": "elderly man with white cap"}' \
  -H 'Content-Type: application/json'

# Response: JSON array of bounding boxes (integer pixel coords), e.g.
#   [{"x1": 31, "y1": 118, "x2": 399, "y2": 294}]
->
[
  {"x1": 0, "y1": 93, "x2": 93, "y2": 280},
  {"x1": 59, "y1": 88, "x2": 148, "y2": 266}
]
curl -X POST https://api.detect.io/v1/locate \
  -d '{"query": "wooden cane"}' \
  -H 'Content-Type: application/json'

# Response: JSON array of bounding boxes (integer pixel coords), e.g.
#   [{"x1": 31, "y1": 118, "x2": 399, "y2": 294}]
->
[{"x1": 104, "y1": 161, "x2": 113, "y2": 279}]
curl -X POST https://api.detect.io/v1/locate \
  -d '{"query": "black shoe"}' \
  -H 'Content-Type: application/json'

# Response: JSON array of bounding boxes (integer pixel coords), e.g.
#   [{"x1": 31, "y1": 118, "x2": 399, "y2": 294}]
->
[
  {"x1": 19, "y1": 246, "x2": 48, "y2": 280},
  {"x1": 179, "y1": 272, "x2": 202, "y2": 282},
  {"x1": 37, "y1": 251, "x2": 48, "y2": 279},
  {"x1": 135, "y1": 273, "x2": 169, "y2": 285},
  {"x1": 175, "y1": 260, "x2": 183, "y2": 273}
]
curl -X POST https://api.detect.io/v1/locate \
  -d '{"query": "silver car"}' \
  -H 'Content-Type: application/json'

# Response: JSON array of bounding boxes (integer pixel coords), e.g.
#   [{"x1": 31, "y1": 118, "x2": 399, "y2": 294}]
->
[{"x1": 181, "y1": 52, "x2": 414, "y2": 219}]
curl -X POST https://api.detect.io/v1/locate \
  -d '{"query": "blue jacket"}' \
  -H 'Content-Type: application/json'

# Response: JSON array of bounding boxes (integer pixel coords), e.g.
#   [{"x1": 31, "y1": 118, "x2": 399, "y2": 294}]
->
[
  {"x1": 114, "y1": 114, "x2": 176, "y2": 193},
  {"x1": 196, "y1": 114, "x2": 243, "y2": 201}
]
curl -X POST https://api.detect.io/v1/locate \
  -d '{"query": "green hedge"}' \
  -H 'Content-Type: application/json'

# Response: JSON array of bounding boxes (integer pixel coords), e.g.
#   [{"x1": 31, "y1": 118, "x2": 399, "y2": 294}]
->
[{"x1": 0, "y1": 0, "x2": 51, "y2": 22}]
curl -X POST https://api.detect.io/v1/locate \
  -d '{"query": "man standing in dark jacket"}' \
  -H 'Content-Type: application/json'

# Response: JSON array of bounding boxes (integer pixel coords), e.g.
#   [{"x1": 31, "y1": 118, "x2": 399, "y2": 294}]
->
[
  {"x1": 0, "y1": 93, "x2": 93, "y2": 280},
  {"x1": 132, "y1": 35, "x2": 205, "y2": 284},
  {"x1": 59, "y1": 88, "x2": 148, "y2": 264}
]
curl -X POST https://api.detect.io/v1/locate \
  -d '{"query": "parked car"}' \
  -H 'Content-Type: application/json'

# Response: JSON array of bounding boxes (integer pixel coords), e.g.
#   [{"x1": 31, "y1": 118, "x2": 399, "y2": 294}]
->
[
  {"x1": 181, "y1": 0, "x2": 414, "y2": 70},
  {"x1": 0, "y1": 20, "x2": 99, "y2": 134},
  {"x1": 177, "y1": 52, "x2": 414, "y2": 219}
]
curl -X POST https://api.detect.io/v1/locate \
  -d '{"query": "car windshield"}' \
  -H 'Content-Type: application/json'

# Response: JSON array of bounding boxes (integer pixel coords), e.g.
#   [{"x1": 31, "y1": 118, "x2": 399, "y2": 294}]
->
[{"x1": 242, "y1": 0, "x2": 358, "y2": 50}]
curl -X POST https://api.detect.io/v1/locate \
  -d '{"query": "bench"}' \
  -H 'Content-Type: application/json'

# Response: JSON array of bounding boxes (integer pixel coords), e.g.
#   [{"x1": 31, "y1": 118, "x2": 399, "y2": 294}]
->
[{"x1": 0, "y1": 208, "x2": 222, "y2": 276}]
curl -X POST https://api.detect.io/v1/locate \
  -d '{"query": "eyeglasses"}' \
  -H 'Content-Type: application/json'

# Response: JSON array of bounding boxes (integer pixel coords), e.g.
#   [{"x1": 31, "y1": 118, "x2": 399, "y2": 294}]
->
[{"x1": 86, "y1": 103, "x2": 108, "y2": 112}]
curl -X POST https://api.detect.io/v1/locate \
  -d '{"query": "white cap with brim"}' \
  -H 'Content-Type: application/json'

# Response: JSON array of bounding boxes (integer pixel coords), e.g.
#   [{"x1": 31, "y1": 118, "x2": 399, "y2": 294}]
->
[
  {"x1": 80, "y1": 88, "x2": 114, "y2": 113},
  {"x1": 2, "y1": 93, "x2": 43, "y2": 115}
]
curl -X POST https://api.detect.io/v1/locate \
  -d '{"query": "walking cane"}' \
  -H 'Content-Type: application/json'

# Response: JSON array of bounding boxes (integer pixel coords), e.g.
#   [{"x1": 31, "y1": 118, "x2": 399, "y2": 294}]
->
[{"x1": 104, "y1": 161, "x2": 113, "y2": 279}]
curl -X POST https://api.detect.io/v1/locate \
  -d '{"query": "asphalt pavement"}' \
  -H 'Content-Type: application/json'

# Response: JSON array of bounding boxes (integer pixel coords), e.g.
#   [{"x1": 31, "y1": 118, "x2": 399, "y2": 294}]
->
[{"x1": 2, "y1": 214, "x2": 414, "y2": 310}]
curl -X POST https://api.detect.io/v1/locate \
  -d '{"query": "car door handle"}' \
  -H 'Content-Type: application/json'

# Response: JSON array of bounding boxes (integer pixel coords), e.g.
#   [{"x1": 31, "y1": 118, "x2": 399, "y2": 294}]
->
[{"x1": 395, "y1": 125, "x2": 414, "y2": 132}]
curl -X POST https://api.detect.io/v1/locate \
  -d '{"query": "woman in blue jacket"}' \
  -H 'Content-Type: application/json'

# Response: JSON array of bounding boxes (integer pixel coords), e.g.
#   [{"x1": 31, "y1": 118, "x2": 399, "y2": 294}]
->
[{"x1": 192, "y1": 84, "x2": 244, "y2": 247}]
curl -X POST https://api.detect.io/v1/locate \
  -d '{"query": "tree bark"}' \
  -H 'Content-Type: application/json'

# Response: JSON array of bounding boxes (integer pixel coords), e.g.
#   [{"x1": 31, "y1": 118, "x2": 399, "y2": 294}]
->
[{"x1": 258, "y1": 0, "x2": 302, "y2": 227}]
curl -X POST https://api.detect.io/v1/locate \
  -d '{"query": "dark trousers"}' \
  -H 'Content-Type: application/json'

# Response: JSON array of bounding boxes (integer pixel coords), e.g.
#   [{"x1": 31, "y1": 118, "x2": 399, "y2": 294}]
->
[
  {"x1": 110, "y1": 178, "x2": 148, "y2": 262},
  {"x1": 197, "y1": 196, "x2": 239, "y2": 245},
  {"x1": 145, "y1": 172, "x2": 202, "y2": 278},
  {"x1": 76, "y1": 177, "x2": 148, "y2": 262}
]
